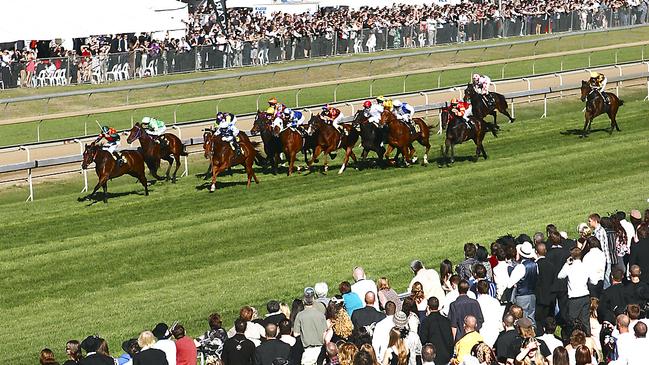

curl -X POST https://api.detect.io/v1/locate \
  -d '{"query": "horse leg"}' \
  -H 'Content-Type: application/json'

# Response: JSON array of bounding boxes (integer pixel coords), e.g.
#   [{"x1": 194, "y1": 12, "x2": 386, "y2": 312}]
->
[
  {"x1": 210, "y1": 162, "x2": 221, "y2": 192},
  {"x1": 401, "y1": 146, "x2": 411, "y2": 167},
  {"x1": 308, "y1": 145, "x2": 323, "y2": 171},
  {"x1": 101, "y1": 181, "x2": 109, "y2": 204},
  {"x1": 170, "y1": 155, "x2": 181, "y2": 183},
  {"x1": 288, "y1": 150, "x2": 297, "y2": 176},
  {"x1": 323, "y1": 147, "x2": 333, "y2": 172},
  {"x1": 409, "y1": 144, "x2": 418, "y2": 164},
  {"x1": 162, "y1": 155, "x2": 173, "y2": 181},
  {"x1": 420, "y1": 139, "x2": 430, "y2": 166},
  {"x1": 338, "y1": 147, "x2": 352, "y2": 175},
  {"x1": 384, "y1": 145, "x2": 394, "y2": 162}
]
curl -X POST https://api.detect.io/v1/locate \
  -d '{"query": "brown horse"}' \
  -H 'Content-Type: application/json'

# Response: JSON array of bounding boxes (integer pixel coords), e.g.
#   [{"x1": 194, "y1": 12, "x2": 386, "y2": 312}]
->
[
  {"x1": 126, "y1": 123, "x2": 188, "y2": 182},
  {"x1": 439, "y1": 107, "x2": 498, "y2": 165},
  {"x1": 464, "y1": 83, "x2": 515, "y2": 125},
  {"x1": 203, "y1": 134, "x2": 260, "y2": 192},
  {"x1": 380, "y1": 110, "x2": 431, "y2": 166},
  {"x1": 80, "y1": 143, "x2": 148, "y2": 203},
  {"x1": 276, "y1": 123, "x2": 304, "y2": 176},
  {"x1": 580, "y1": 81, "x2": 623, "y2": 136},
  {"x1": 251, "y1": 111, "x2": 283, "y2": 174},
  {"x1": 306, "y1": 115, "x2": 359, "y2": 174}
]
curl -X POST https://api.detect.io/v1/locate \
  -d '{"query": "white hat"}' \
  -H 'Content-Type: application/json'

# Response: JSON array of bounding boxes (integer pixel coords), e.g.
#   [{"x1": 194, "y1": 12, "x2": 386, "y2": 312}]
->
[
  {"x1": 393, "y1": 100, "x2": 402, "y2": 107},
  {"x1": 517, "y1": 241, "x2": 535, "y2": 259}
]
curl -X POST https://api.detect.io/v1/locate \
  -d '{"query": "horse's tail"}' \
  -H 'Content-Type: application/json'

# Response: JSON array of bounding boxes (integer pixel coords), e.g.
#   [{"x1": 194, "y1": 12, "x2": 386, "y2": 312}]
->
[
  {"x1": 619, "y1": 99, "x2": 624, "y2": 107},
  {"x1": 180, "y1": 144, "x2": 188, "y2": 156},
  {"x1": 483, "y1": 120, "x2": 499, "y2": 138}
]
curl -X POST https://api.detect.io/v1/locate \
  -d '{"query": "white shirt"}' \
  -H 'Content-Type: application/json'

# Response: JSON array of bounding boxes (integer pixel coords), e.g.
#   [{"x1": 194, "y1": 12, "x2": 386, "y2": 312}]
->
[
  {"x1": 620, "y1": 219, "x2": 635, "y2": 247},
  {"x1": 280, "y1": 334, "x2": 296, "y2": 347},
  {"x1": 629, "y1": 337, "x2": 649, "y2": 364},
  {"x1": 538, "y1": 333, "x2": 563, "y2": 355},
  {"x1": 408, "y1": 268, "x2": 446, "y2": 302},
  {"x1": 440, "y1": 289, "x2": 476, "y2": 316},
  {"x1": 476, "y1": 294, "x2": 504, "y2": 347},
  {"x1": 506, "y1": 261, "x2": 538, "y2": 289},
  {"x1": 557, "y1": 260, "x2": 591, "y2": 298},
  {"x1": 492, "y1": 260, "x2": 510, "y2": 299},
  {"x1": 228, "y1": 321, "x2": 265, "y2": 346},
  {"x1": 616, "y1": 331, "x2": 636, "y2": 361},
  {"x1": 351, "y1": 279, "x2": 379, "y2": 309},
  {"x1": 372, "y1": 315, "x2": 394, "y2": 362},
  {"x1": 583, "y1": 248, "x2": 606, "y2": 283},
  {"x1": 151, "y1": 339, "x2": 176, "y2": 365}
]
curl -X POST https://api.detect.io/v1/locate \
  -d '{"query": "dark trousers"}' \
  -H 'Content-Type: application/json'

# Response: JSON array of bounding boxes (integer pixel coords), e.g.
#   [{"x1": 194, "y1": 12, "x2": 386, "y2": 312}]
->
[
  {"x1": 568, "y1": 295, "x2": 591, "y2": 336},
  {"x1": 535, "y1": 302, "x2": 554, "y2": 335}
]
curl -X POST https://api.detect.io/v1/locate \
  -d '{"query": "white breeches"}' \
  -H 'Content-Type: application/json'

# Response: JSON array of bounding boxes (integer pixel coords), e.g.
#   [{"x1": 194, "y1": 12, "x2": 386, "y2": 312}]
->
[
  {"x1": 272, "y1": 117, "x2": 284, "y2": 130},
  {"x1": 102, "y1": 141, "x2": 120, "y2": 154},
  {"x1": 332, "y1": 114, "x2": 344, "y2": 128},
  {"x1": 148, "y1": 126, "x2": 166, "y2": 136}
]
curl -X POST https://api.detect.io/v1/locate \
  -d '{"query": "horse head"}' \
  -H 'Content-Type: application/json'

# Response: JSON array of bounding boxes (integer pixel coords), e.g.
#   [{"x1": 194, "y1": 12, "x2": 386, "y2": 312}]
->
[
  {"x1": 440, "y1": 105, "x2": 451, "y2": 130},
  {"x1": 202, "y1": 129, "x2": 214, "y2": 159},
  {"x1": 580, "y1": 80, "x2": 591, "y2": 102},
  {"x1": 126, "y1": 123, "x2": 143, "y2": 144},
  {"x1": 305, "y1": 115, "x2": 323, "y2": 136},
  {"x1": 379, "y1": 110, "x2": 396, "y2": 126},
  {"x1": 251, "y1": 111, "x2": 270, "y2": 136},
  {"x1": 463, "y1": 83, "x2": 475, "y2": 102},
  {"x1": 81, "y1": 143, "x2": 98, "y2": 169}
]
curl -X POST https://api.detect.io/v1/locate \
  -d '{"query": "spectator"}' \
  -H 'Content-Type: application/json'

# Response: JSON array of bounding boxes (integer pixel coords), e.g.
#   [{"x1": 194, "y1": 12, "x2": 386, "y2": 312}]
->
[
  {"x1": 79, "y1": 336, "x2": 115, "y2": 365},
  {"x1": 476, "y1": 279, "x2": 505, "y2": 347},
  {"x1": 117, "y1": 339, "x2": 138, "y2": 365},
  {"x1": 614, "y1": 314, "x2": 635, "y2": 361},
  {"x1": 629, "y1": 223, "x2": 649, "y2": 282},
  {"x1": 401, "y1": 297, "x2": 421, "y2": 336},
  {"x1": 353, "y1": 347, "x2": 375, "y2": 365},
  {"x1": 294, "y1": 287, "x2": 327, "y2": 365},
  {"x1": 534, "y1": 242, "x2": 556, "y2": 329},
  {"x1": 264, "y1": 300, "x2": 289, "y2": 326},
  {"x1": 506, "y1": 318, "x2": 551, "y2": 364},
  {"x1": 63, "y1": 340, "x2": 84, "y2": 365},
  {"x1": 536, "y1": 317, "x2": 562, "y2": 355},
  {"x1": 421, "y1": 344, "x2": 435, "y2": 365},
  {"x1": 574, "y1": 345, "x2": 595, "y2": 365},
  {"x1": 513, "y1": 338, "x2": 547, "y2": 365},
  {"x1": 418, "y1": 297, "x2": 453, "y2": 365},
  {"x1": 223, "y1": 319, "x2": 256, "y2": 365},
  {"x1": 582, "y1": 236, "x2": 606, "y2": 298},
  {"x1": 172, "y1": 323, "x2": 197, "y2": 365},
  {"x1": 408, "y1": 260, "x2": 445, "y2": 302},
  {"x1": 469, "y1": 264, "x2": 497, "y2": 299},
  {"x1": 452, "y1": 315, "x2": 484, "y2": 364},
  {"x1": 392, "y1": 311, "x2": 422, "y2": 365},
  {"x1": 351, "y1": 292, "x2": 386, "y2": 329},
  {"x1": 195, "y1": 312, "x2": 228, "y2": 363},
  {"x1": 588, "y1": 213, "x2": 613, "y2": 288},
  {"x1": 475, "y1": 244, "x2": 494, "y2": 280},
  {"x1": 377, "y1": 277, "x2": 402, "y2": 312},
  {"x1": 381, "y1": 328, "x2": 409, "y2": 365},
  {"x1": 351, "y1": 267, "x2": 379, "y2": 309},
  {"x1": 324, "y1": 300, "x2": 353, "y2": 343},
  {"x1": 441, "y1": 275, "x2": 476, "y2": 316},
  {"x1": 315, "y1": 282, "x2": 331, "y2": 309},
  {"x1": 546, "y1": 231, "x2": 570, "y2": 328},
  {"x1": 40, "y1": 348, "x2": 60, "y2": 365},
  {"x1": 448, "y1": 280, "x2": 484, "y2": 341},
  {"x1": 340, "y1": 281, "x2": 363, "y2": 316},
  {"x1": 340, "y1": 343, "x2": 358, "y2": 365},
  {"x1": 255, "y1": 323, "x2": 290, "y2": 365},
  {"x1": 440, "y1": 260, "x2": 454, "y2": 294},
  {"x1": 151, "y1": 323, "x2": 177, "y2": 365},
  {"x1": 598, "y1": 267, "x2": 627, "y2": 325},
  {"x1": 228, "y1": 306, "x2": 266, "y2": 346},
  {"x1": 373, "y1": 301, "x2": 397, "y2": 363},
  {"x1": 624, "y1": 265, "x2": 649, "y2": 306},
  {"x1": 456, "y1": 243, "x2": 480, "y2": 281},
  {"x1": 557, "y1": 247, "x2": 593, "y2": 336},
  {"x1": 508, "y1": 241, "x2": 538, "y2": 325},
  {"x1": 552, "y1": 346, "x2": 569, "y2": 365},
  {"x1": 494, "y1": 313, "x2": 517, "y2": 363},
  {"x1": 132, "y1": 331, "x2": 169, "y2": 365},
  {"x1": 278, "y1": 318, "x2": 296, "y2": 347}
]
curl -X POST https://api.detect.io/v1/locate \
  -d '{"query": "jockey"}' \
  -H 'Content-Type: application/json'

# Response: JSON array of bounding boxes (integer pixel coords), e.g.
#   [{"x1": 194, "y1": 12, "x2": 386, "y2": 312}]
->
[
  {"x1": 94, "y1": 125, "x2": 124, "y2": 164},
  {"x1": 450, "y1": 97, "x2": 472, "y2": 122},
  {"x1": 377, "y1": 95, "x2": 393, "y2": 111},
  {"x1": 284, "y1": 108, "x2": 305, "y2": 130},
  {"x1": 321, "y1": 104, "x2": 346, "y2": 134},
  {"x1": 266, "y1": 97, "x2": 285, "y2": 119},
  {"x1": 214, "y1": 112, "x2": 241, "y2": 155},
  {"x1": 363, "y1": 100, "x2": 384, "y2": 127},
  {"x1": 392, "y1": 100, "x2": 416, "y2": 132},
  {"x1": 472, "y1": 73, "x2": 491, "y2": 95},
  {"x1": 589, "y1": 71, "x2": 608, "y2": 103},
  {"x1": 142, "y1": 117, "x2": 168, "y2": 147}
]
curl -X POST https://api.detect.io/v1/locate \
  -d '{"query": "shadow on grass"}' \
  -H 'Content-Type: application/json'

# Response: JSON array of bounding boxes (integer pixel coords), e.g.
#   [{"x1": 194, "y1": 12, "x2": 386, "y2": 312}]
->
[
  {"x1": 195, "y1": 180, "x2": 251, "y2": 191},
  {"x1": 77, "y1": 189, "x2": 149, "y2": 205},
  {"x1": 560, "y1": 127, "x2": 611, "y2": 137},
  {"x1": 435, "y1": 155, "x2": 481, "y2": 167}
]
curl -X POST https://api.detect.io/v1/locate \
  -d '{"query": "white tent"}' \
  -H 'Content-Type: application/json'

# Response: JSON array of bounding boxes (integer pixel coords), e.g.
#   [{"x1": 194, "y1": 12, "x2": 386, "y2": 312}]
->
[{"x1": 0, "y1": 0, "x2": 188, "y2": 43}]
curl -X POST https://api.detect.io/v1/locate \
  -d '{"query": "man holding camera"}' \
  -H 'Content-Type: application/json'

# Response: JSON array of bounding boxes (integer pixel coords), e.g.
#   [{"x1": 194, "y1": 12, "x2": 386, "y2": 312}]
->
[{"x1": 557, "y1": 247, "x2": 594, "y2": 336}]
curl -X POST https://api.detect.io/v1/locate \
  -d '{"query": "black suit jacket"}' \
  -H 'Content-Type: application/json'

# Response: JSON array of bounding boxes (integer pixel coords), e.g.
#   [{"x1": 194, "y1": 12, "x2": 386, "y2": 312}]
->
[
  {"x1": 223, "y1": 333, "x2": 256, "y2": 365},
  {"x1": 535, "y1": 257, "x2": 556, "y2": 305},
  {"x1": 418, "y1": 312, "x2": 454, "y2": 365},
  {"x1": 630, "y1": 238, "x2": 649, "y2": 283},
  {"x1": 624, "y1": 281, "x2": 649, "y2": 306},
  {"x1": 351, "y1": 306, "x2": 386, "y2": 329},
  {"x1": 598, "y1": 283, "x2": 627, "y2": 324},
  {"x1": 131, "y1": 348, "x2": 169, "y2": 365},
  {"x1": 255, "y1": 339, "x2": 291, "y2": 365},
  {"x1": 262, "y1": 313, "x2": 288, "y2": 327},
  {"x1": 546, "y1": 245, "x2": 569, "y2": 293},
  {"x1": 79, "y1": 353, "x2": 117, "y2": 365}
]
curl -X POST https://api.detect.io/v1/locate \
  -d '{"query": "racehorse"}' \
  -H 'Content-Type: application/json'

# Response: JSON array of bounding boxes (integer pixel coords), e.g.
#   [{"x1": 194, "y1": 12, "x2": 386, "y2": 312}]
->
[
  {"x1": 379, "y1": 110, "x2": 431, "y2": 166},
  {"x1": 274, "y1": 119, "x2": 305, "y2": 176},
  {"x1": 306, "y1": 115, "x2": 359, "y2": 174},
  {"x1": 203, "y1": 133, "x2": 260, "y2": 192},
  {"x1": 353, "y1": 110, "x2": 386, "y2": 167},
  {"x1": 80, "y1": 142, "x2": 148, "y2": 203},
  {"x1": 251, "y1": 111, "x2": 283, "y2": 174},
  {"x1": 126, "y1": 123, "x2": 187, "y2": 183},
  {"x1": 580, "y1": 80, "x2": 623, "y2": 136},
  {"x1": 439, "y1": 107, "x2": 499, "y2": 165},
  {"x1": 464, "y1": 83, "x2": 515, "y2": 125}
]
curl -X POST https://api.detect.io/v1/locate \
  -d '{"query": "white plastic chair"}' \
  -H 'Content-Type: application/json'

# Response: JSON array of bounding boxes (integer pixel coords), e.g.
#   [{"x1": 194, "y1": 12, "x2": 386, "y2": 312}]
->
[
  {"x1": 36, "y1": 70, "x2": 49, "y2": 87},
  {"x1": 57, "y1": 69, "x2": 68, "y2": 85},
  {"x1": 106, "y1": 64, "x2": 121, "y2": 81},
  {"x1": 144, "y1": 60, "x2": 156, "y2": 77},
  {"x1": 119, "y1": 63, "x2": 130, "y2": 80}
]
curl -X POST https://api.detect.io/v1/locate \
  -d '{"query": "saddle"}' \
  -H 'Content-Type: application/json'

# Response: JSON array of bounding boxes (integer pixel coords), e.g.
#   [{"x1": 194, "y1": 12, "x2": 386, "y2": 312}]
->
[
  {"x1": 400, "y1": 119, "x2": 418, "y2": 134},
  {"x1": 483, "y1": 94, "x2": 495, "y2": 108}
]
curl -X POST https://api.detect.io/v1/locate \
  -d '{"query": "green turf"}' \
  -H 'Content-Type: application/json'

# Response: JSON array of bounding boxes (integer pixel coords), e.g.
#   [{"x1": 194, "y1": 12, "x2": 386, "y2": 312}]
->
[{"x1": 1, "y1": 89, "x2": 648, "y2": 364}]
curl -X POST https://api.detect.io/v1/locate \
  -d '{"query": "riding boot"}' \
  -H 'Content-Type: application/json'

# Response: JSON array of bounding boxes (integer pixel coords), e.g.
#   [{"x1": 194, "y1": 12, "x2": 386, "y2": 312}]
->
[
  {"x1": 231, "y1": 141, "x2": 242, "y2": 157},
  {"x1": 112, "y1": 152, "x2": 123, "y2": 166}
]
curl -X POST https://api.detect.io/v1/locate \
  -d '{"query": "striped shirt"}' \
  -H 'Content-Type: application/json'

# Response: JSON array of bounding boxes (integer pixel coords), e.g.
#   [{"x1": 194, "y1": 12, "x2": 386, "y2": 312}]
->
[{"x1": 593, "y1": 225, "x2": 612, "y2": 265}]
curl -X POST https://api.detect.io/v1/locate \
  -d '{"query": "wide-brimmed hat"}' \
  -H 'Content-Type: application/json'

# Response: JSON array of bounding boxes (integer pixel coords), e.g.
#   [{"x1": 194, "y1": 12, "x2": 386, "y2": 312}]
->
[
  {"x1": 631, "y1": 209, "x2": 642, "y2": 219},
  {"x1": 517, "y1": 241, "x2": 535, "y2": 259},
  {"x1": 393, "y1": 311, "x2": 408, "y2": 329},
  {"x1": 152, "y1": 323, "x2": 171, "y2": 340}
]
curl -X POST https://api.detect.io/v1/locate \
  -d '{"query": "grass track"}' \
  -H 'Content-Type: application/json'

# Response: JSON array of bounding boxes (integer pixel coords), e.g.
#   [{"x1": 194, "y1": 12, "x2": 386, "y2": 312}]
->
[{"x1": 1, "y1": 89, "x2": 648, "y2": 363}]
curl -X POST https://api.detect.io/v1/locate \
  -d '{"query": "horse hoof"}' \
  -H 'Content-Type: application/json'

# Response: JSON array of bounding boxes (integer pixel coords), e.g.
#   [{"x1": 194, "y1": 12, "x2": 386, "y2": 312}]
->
[
  {"x1": 411, "y1": 157, "x2": 418, "y2": 163},
  {"x1": 324, "y1": 165, "x2": 329, "y2": 172},
  {"x1": 209, "y1": 184, "x2": 216, "y2": 192}
]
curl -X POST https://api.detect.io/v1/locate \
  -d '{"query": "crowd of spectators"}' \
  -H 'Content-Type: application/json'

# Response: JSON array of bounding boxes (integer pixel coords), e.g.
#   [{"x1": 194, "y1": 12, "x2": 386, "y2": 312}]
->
[
  {"x1": 39, "y1": 207, "x2": 649, "y2": 365},
  {"x1": 1, "y1": 0, "x2": 648, "y2": 89}
]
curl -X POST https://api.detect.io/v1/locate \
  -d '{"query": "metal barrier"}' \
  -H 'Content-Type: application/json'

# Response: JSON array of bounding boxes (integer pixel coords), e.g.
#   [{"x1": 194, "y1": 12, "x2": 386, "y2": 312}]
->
[{"x1": 2, "y1": 70, "x2": 646, "y2": 202}]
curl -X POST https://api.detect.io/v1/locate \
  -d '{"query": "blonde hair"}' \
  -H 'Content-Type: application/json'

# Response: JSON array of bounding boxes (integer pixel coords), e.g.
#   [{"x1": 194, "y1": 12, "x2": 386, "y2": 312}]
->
[
  {"x1": 333, "y1": 307, "x2": 354, "y2": 339},
  {"x1": 388, "y1": 328, "x2": 409, "y2": 365},
  {"x1": 339, "y1": 342, "x2": 358, "y2": 365},
  {"x1": 377, "y1": 277, "x2": 391, "y2": 291},
  {"x1": 280, "y1": 302, "x2": 291, "y2": 319},
  {"x1": 410, "y1": 282, "x2": 425, "y2": 303},
  {"x1": 138, "y1": 331, "x2": 157, "y2": 348}
]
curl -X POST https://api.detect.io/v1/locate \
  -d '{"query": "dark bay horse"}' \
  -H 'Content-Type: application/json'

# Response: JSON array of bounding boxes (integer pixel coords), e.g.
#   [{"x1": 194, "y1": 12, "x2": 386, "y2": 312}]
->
[
  {"x1": 126, "y1": 123, "x2": 187, "y2": 182},
  {"x1": 380, "y1": 110, "x2": 431, "y2": 166},
  {"x1": 203, "y1": 134, "x2": 260, "y2": 192},
  {"x1": 80, "y1": 143, "x2": 148, "y2": 203},
  {"x1": 353, "y1": 111, "x2": 386, "y2": 166},
  {"x1": 439, "y1": 108, "x2": 499, "y2": 165},
  {"x1": 464, "y1": 83, "x2": 515, "y2": 125},
  {"x1": 251, "y1": 111, "x2": 283, "y2": 174},
  {"x1": 306, "y1": 115, "x2": 359, "y2": 174},
  {"x1": 580, "y1": 81, "x2": 623, "y2": 136}
]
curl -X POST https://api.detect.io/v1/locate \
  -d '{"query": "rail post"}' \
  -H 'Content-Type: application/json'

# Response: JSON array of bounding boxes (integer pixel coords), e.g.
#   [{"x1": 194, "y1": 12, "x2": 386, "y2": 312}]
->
[
  {"x1": 403, "y1": 75, "x2": 409, "y2": 93},
  {"x1": 511, "y1": 98, "x2": 515, "y2": 118},
  {"x1": 296, "y1": 88, "x2": 303, "y2": 107},
  {"x1": 541, "y1": 93, "x2": 547, "y2": 118},
  {"x1": 369, "y1": 79, "x2": 376, "y2": 97},
  {"x1": 172, "y1": 126, "x2": 188, "y2": 177},
  {"x1": 522, "y1": 78, "x2": 531, "y2": 102},
  {"x1": 615, "y1": 50, "x2": 618, "y2": 65},
  {"x1": 333, "y1": 83, "x2": 340, "y2": 102},
  {"x1": 19, "y1": 146, "x2": 33, "y2": 202},
  {"x1": 37, "y1": 120, "x2": 43, "y2": 142},
  {"x1": 588, "y1": 52, "x2": 592, "y2": 68},
  {"x1": 645, "y1": 76, "x2": 649, "y2": 101},
  {"x1": 215, "y1": 99, "x2": 222, "y2": 114},
  {"x1": 345, "y1": 102, "x2": 355, "y2": 116},
  {"x1": 173, "y1": 105, "x2": 179, "y2": 124},
  {"x1": 74, "y1": 139, "x2": 88, "y2": 193},
  {"x1": 437, "y1": 71, "x2": 442, "y2": 88},
  {"x1": 419, "y1": 92, "x2": 429, "y2": 108},
  {"x1": 501, "y1": 63, "x2": 507, "y2": 79},
  {"x1": 126, "y1": 89, "x2": 131, "y2": 105},
  {"x1": 256, "y1": 94, "x2": 261, "y2": 111}
]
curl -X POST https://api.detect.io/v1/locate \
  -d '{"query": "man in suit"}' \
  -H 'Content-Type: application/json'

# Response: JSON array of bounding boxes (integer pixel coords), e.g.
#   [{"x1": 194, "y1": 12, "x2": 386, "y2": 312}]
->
[
  {"x1": 598, "y1": 267, "x2": 628, "y2": 324},
  {"x1": 630, "y1": 229, "x2": 649, "y2": 283},
  {"x1": 448, "y1": 280, "x2": 484, "y2": 341},
  {"x1": 624, "y1": 265, "x2": 649, "y2": 306},
  {"x1": 545, "y1": 231, "x2": 570, "y2": 330},
  {"x1": 223, "y1": 319, "x2": 256, "y2": 365},
  {"x1": 351, "y1": 291, "x2": 386, "y2": 329},
  {"x1": 419, "y1": 297, "x2": 454, "y2": 365},
  {"x1": 79, "y1": 336, "x2": 116, "y2": 365},
  {"x1": 255, "y1": 323, "x2": 290, "y2": 365},
  {"x1": 534, "y1": 243, "x2": 556, "y2": 332}
]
